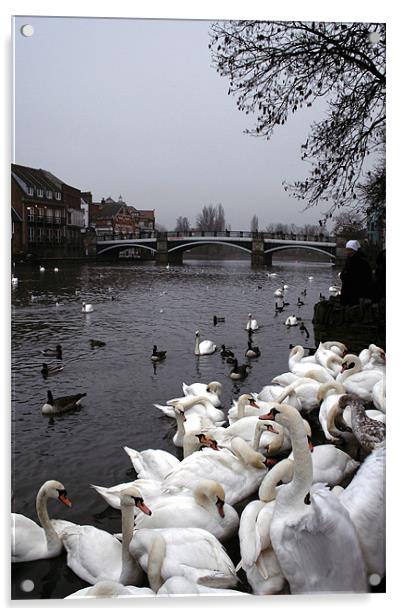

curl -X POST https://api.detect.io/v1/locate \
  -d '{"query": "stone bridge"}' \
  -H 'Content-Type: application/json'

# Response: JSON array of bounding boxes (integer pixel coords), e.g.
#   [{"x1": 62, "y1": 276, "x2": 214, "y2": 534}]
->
[{"x1": 96, "y1": 230, "x2": 340, "y2": 267}]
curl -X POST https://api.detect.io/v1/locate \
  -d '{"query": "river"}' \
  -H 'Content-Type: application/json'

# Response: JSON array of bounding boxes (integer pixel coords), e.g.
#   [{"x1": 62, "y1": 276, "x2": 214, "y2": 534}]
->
[{"x1": 11, "y1": 258, "x2": 339, "y2": 599}]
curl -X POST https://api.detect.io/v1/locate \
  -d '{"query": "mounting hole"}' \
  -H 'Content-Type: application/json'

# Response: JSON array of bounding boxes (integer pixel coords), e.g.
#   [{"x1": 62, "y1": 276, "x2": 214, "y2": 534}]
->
[
  {"x1": 369, "y1": 573, "x2": 381, "y2": 586},
  {"x1": 20, "y1": 24, "x2": 34, "y2": 37},
  {"x1": 20, "y1": 579, "x2": 35, "y2": 592},
  {"x1": 368, "y1": 31, "x2": 381, "y2": 44}
]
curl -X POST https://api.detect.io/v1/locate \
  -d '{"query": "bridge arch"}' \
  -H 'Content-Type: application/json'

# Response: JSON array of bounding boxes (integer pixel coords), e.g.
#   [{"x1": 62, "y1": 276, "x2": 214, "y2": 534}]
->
[
  {"x1": 97, "y1": 243, "x2": 157, "y2": 256},
  {"x1": 168, "y1": 241, "x2": 252, "y2": 255},
  {"x1": 264, "y1": 245, "x2": 335, "y2": 261}
]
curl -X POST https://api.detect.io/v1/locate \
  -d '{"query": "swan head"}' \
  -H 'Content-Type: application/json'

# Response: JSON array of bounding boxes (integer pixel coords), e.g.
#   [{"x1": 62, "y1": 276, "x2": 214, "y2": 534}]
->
[
  {"x1": 237, "y1": 393, "x2": 259, "y2": 409},
  {"x1": 39, "y1": 480, "x2": 72, "y2": 507},
  {"x1": 119, "y1": 487, "x2": 152, "y2": 515},
  {"x1": 340, "y1": 354, "x2": 361, "y2": 373},
  {"x1": 195, "y1": 433, "x2": 220, "y2": 450},
  {"x1": 206, "y1": 381, "x2": 222, "y2": 395},
  {"x1": 338, "y1": 393, "x2": 365, "y2": 412},
  {"x1": 258, "y1": 402, "x2": 302, "y2": 431},
  {"x1": 195, "y1": 330, "x2": 200, "y2": 336},
  {"x1": 193, "y1": 480, "x2": 226, "y2": 518}
]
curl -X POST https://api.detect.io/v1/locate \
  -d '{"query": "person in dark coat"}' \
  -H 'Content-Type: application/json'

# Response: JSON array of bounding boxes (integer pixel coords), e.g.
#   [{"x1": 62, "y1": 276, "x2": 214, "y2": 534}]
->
[{"x1": 340, "y1": 240, "x2": 373, "y2": 306}]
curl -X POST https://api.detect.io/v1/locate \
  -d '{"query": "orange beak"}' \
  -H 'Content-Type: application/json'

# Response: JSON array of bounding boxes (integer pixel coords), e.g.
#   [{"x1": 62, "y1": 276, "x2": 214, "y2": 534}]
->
[
  {"x1": 138, "y1": 502, "x2": 152, "y2": 516},
  {"x1": 259, "y1": 411, "x2": 274, "y2": 421},
  {"x1": 249, "y1": 399, "x2": 259, "y2": 409},
  {"x1": 58, "y1": 494, "x2": 72, "y2": 508}
]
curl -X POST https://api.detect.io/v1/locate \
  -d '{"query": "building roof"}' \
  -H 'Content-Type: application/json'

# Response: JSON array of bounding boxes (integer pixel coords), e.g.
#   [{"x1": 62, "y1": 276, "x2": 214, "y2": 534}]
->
[
  {"x1": 91, "y1": 202, "x2": 129, "y2": 220},
  {"x1": 137, "y1": 209, "x2": 155, "y2": 218},
  {"x1": 11, "y1": 164, "x2": 63, "y2": 193}
]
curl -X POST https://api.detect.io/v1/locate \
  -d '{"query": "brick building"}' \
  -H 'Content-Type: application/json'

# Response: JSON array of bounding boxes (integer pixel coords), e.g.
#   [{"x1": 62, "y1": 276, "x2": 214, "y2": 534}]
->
[
  {"x1": 11, "y1": 164, "x2": 85, "y2": 260},
  {"x1": 90, "y1": 196, "x2": 155, "y2": 237}
]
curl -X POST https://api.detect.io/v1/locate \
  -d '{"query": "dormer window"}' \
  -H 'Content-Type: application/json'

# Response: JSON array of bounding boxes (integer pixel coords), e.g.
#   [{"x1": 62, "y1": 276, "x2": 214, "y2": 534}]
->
[
  {"x1": 37, "y1": 188, "x2": 44, "y2": 197},
  {"x1": 46, "y1": 190, "x2": 53, "y2": 199},
  {"x1": 55, "y1": 192, "x2": 61, "y2": 200},
  {"x1": 27, "y1": 186, "x2": 34, "y2": 196}
]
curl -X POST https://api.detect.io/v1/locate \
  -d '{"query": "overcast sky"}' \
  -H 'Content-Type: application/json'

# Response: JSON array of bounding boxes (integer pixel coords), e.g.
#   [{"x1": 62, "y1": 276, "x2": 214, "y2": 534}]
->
[{"x1": 14, "y1": 15, "x2": 345, "y2": 230}]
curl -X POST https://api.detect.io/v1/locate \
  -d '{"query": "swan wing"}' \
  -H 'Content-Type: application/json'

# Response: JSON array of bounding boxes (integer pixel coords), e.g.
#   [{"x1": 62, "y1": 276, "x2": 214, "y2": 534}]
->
[
  {"x1": 124, "y1": 447, "x2": 180, "y2": 480},
  {"x1": 238, "y1": 500, "x2": 266, "y2": 568},
  {"x1": 60, "y1": 524, "x2": 124, "y2": 585},
  {"x1": 153, "y1": 403, "x2": 176, "y2": 418},
  {"x1": 11, "y1": 514, "x2": 46, "y2": 562},
  {"x1": 273, "y1": 485, "x2": 367, "y2": 593}
]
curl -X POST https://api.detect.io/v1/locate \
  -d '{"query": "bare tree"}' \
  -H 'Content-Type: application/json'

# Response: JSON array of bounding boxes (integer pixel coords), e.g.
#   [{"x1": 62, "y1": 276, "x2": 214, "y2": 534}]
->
[
  {"x1": 196, "y1": 204, "x2": 226, "y2": 231},
  {"x1": 250, "y1": 214, "x2": 259, "y2": 232},
  {"x1": 210, "y1": 21, "x2": 385, "y2": 218},
  {"x1": 175, "y1": 216, "x2": 191, "y2": 233}
]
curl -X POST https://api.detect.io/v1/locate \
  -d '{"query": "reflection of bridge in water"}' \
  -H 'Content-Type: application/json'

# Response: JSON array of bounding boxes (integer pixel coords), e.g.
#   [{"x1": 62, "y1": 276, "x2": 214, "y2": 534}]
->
[{"x1": 96, "y1": 230, "x2": 338, "y2": 267}]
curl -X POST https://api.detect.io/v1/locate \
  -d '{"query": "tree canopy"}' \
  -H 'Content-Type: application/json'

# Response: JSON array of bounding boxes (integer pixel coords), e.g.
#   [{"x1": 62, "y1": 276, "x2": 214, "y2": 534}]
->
[
  {"x1": 209, "y1": 21, "x2": 385, "y2": 219},
  {"x1": 196, "y1": 204, "x2": 226, "y2": 231}
]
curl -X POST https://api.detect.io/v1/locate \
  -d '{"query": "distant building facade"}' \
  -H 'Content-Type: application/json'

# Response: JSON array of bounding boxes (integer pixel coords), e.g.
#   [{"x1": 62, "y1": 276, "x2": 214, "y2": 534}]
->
[
  {"x1": 11, "y1": 164, "x2": 86, "y2": 260},
  {"x1": 90, "y1": 196, "x2": 155, "y2": 237}
]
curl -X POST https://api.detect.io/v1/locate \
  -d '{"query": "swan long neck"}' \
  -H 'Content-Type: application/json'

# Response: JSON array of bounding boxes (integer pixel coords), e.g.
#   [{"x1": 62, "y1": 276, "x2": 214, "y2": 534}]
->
[
  {"x1": 258, "y1": 459, "x2": 294, "y2": 502},
  {"x1": 337, "y1": 355, "x2": 362, "y2": 383},
  {"x1": 179, "y1": 395, "x2": 210, "y2": 411},
  {"x1": 231, "y1": 437, "x2": 266, "y2": 469},
  {"x1": 194, "y1": 334, "x2": 200, "y2": 355},
  {"x1": 277, "y1": 405, "x2": 313, "y2": 506},
  {"x1": 119, "y1": 504, "x2": 141, "y2": 585},
  {"x1": 192, "y1": 482, "x2": 218, "y2": 512},
  {"x1": 146, "y1": 533, "x2": 167, "y2": 593},
  {"x1": 36, "y1": 488, "x2": 61, "y2": 552},
  {"x1": 318, "y1": 380, "x2": 345, "y2": 400}
]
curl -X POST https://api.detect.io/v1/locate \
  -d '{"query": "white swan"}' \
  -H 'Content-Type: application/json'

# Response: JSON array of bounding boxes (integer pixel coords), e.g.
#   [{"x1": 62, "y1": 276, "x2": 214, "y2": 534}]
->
[
  {"x1": 266, "y1": 402, "x2": 367, "y2": 593},
  {"x1": 194, "y1": 331, "x2": 216, "y2": 355},
  {"x1": 39, "y1": 266, "x2": 45, "y2": 272},
  {"x1": 238, "y1": 459, "x2": 293, "y2": 594},
  {"x1": 285, "y1": 315, "x2": 298, "y2": 326},
  {"x1": 317, "y1": 381, "x2": 347, "y2": 442},
  {"x1": 338, "y1": 443, "x2": 385, "y2": 579},
  {"x1": 372, "y1": 377, "x2": 386, "y2": 413},
  {"x1": 288, "y1": 346, "x2": 336, "y2": 382},
  {"x1": 157, "y1": 576, "x2": 247, "y2": 595},
  {"x1": 287, "y1": 444, "x2": 360, "y2": 487},
  {"x1": 274, "y1": 288, "x2": 284, "y2": 298},
  {"x1": 59, "y1": 487, "x2": 152, "y2": 586},
  {"x1": 129, "y1": 527, "x2": 238, "y2": 591},
  {"x1": 227, "y1": 393, "x2": 262, "y2": 424},
  {"x1": 160, "y1": 437, "x2": 270, "y2": 506},
  {"x1": 165, "y1": 395, "x2": 225, "y2": 427},
  {"x1": 336, "y1": 355, "x2": 383, "y2": 402},
  {"x1": 246, "y1": 313, "x2": 259, "y2": 331},
  {"x1": 133, "y1": 479, "x2": 239, "y2": 542},
  {"x1": 11, "y1": 276, "x2": 18, "y2": 285},
  {"x1": 82, "y1": 301, "x2": 94, "y2": 313},
  {"x1": 64, "y1": 581, "x2": 155, "y2": 598},
  {"x1": 11, "y1": 480, "x2": 72, "y2": 562}
]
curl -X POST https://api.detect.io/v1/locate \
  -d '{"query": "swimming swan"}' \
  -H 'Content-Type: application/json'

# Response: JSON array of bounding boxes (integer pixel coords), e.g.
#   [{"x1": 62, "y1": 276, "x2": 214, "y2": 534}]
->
[
  {"x1": 82, "y1": 301, "x2": 94, "y2": 313},
  {"x1": 194, "y1": 331, "x2": 216, "y2": 355},
  {"x1": 11, "y1": 480, "x2": 72, "y2": 562}
]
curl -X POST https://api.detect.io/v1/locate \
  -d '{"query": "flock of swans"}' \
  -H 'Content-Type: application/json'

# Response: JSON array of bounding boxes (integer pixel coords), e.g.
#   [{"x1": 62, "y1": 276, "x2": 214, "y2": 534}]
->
[{"x1": 11, "y1": 339, "x2": 386, "y2": 598}]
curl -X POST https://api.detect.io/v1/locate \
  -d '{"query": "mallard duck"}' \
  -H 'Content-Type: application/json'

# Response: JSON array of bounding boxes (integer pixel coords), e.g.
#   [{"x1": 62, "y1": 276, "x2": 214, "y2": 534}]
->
[
  {"x1": 297, "y1": 297, "x2": 305, "y2": 306},
  {"x1": 41, "y1": 344, "x2": 62, "y2": 359},
  {"x1": 41, "y1": 390, "x2": 87, "y2": 415},
  {"x1": 41, "y1": 363, "x2": 64, "y2": 377},
  {"x1": 89, "y1": 339, "x2": 106, "y2": 348},
  {"x1": 151, "y1": 346, "x2": 167, "y2": 361}
]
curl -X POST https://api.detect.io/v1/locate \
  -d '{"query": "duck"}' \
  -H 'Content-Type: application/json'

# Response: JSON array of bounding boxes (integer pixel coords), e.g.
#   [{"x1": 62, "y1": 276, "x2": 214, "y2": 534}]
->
[
  {"x1": 41, "y1": 344, "x2": 63, "y2": 359},
  {"x1": 301, "y1": 288, "x2": 307, "y2": 296},
  {"x1": 41, "y1": 390, "x2": 86, "y2": 415},
  {"x1": 213, "y1": 316, "x2": 225, "y2": 325},
  {"x1": 89, "y1": 339, "x2": 106, "y2": 348},
  {"x1": 336, "y1": 394, "x2": 386, "y2": 453},
  {"x1": 59, "y1": 487, "x2": 152, "y2": 586},
  {"x1": 41, "y1": 363, "x2": 64, "y2": 377},
  {"x1": 238, "y1": 459, "x2": 293, "y2": 594},
  {"x1": 285, "y1": 315, "x2": 298, "y2": 327},
  {"x1": 82, "y1": 301, "x2": 94, "y2": 313},
  {"x1": 229, "y1": 359, "x2": 250, "y2": 380},
  {"x1": 129, "y1": 527, "x2": 238, "y2": 591},
  {"x1": 194, "y1": 331, "x2": 216, "y2": 355},
  {"x1": 274, "y1": 302, "x2": 284, "y2": 313},
  {"x1": 245, "y1": 340, "x2": 260, "y2": 358},
  {"x1": 133, "y1": 479, "x2": 239, "y2": 542},
  {"x1": 220, "y1": 344, "x2": 234, "y2": 359},
  {"x1": 246, "y1": 313, "x2": 259, "y2": 332},
  {"x1": 265, "y1": 402, "x2": 368, "y2": 593},
  {"x1": 151, "y1": 345, "x2": 167, "y2": 361},
  {"x1": 296, "y1": 297, "x2": 304, "y2": 306},
  {"x1": 11, "y1": 480, "x2": 72, "y2": 562}
]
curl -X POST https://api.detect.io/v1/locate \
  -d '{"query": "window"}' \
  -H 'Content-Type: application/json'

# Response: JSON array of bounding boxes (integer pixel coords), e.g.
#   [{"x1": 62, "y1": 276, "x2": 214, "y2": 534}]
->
[
  {"x1": 26, "y1": 208, "x2": 34, "y2": 221},
  {"x1": 27, "y1": 186, "x2": 34, "y2": 196},
  {"x1": 37, "y1": 228, "x2": 45, "y2": 242},
  {"x1": 55, "y1": 192, "x2": 61, "y2": 200},
  {"x1": 37, "y1": 188, "x2": 44, "y2": 197},
  {"x1": 46, "y1": 190, "x2": 53, "y2": 199},
  {"x1": 54, "y1": 209, "x2": 62, "y2": 223},
  {"x1": 28, "y1": 227, "x2": 35, "y2": 242}
]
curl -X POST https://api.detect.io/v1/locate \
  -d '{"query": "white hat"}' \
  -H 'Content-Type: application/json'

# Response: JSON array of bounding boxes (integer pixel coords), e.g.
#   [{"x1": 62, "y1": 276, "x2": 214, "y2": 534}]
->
[{"x1": 345, "y1": 240, "x2": 360, "y2": 251}]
